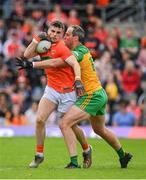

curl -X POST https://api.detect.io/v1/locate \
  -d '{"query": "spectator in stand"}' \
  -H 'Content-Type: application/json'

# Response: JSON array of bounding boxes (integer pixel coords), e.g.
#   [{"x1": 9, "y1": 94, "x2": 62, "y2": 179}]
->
[
  {"x1": 120, "y1": 60, "x2": 141, "y2": 96},
  {"x1": 84, "y1": 27, "x2": 100, "y2": 59},
  {"x1": 6, "y1": 104, "x2": 27, "y2": 126},
  {"x1": 0, "y1": 64, "x2": 17, "y2": 93},
  {"x1": 117, "y1": 49, "x2": 130, "y2": 70},
  {"x1": 0, "y1": 19, "x2": 7, "y2": 43},
  {"x1": 0, "y1": 92, "x2": 12, "y2": 125},
  {"x1": 25, "y1": 101, "x2": 38, "y2": 125},
  {"x1": 119, "y1": 26, "x2": 140, "y2": 60},
  {"x1": 21, "y1": 19, "x2": 32, "y2": 34},
  {"x1": 2, "y1": 30, "x2": 24, "y2": 61},
  {"x1": 8, "y1": 1, "x2": 26, "y2": 27},
  {"x1": 94, "y1": 50, "x2": 113, "y2": 84},
  {"x1": 30, "y1": 9, "x2": 46, "y2": 31},
  {"x1": 82, "y1": 3, "x2": 100, "y2": 32},
  {"x1": 105, "y1": 26, "x2": 122, "y2": 71},
  {"x1": 105, "y1": 74, "x2": 119, "y2": 114},
  {"x1": 94, "y1": 19, "x2": 109, "y2": 51},
  {"x1": 47, "y1": 4, "x2": 67, "y2": 24},
  {"x1": 127, "y1": 96, "x2": 142, "y2": 126},
  {"x1": 29, "y1": 75, "x2": 47, "y2": 101},
  {"x1": 67, "y1": 9, "x2": 80, "y2": 26},
  {"x1": 106, "y1": 26, "x2": 121, "y2": 55},
  {"x1": 22, "y1": 31, "x2": 33, "y2": 47},
  {"x1": 11, "y1": 76, "x2": 32, "y2": 113},
  {"x1": 136, "y1": 37, "x2": 146, "y2": 74},
  {"x1": 112, "y1": 99, "x2": 136, "y2": 126}
]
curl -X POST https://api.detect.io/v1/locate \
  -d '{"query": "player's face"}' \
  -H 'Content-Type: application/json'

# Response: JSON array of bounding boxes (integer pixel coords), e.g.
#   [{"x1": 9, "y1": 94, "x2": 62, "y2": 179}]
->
[
  {"x1": 47, "y1": 26, "x2": 63, "y2": 43},
  {"x1": 64, "y1": 27, "x2": 74, "y2": 49}
]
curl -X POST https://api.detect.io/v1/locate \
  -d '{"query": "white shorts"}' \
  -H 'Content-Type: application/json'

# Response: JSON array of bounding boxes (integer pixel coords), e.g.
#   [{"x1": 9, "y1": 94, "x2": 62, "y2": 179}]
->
[{"x1": 42, "y1": 86, "x2": 77, "y2": 113}]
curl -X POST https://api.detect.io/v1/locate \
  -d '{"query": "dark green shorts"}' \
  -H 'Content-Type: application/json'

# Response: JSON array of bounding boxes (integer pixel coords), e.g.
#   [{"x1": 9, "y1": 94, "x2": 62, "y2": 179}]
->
[{"x1": 75, "y1": 88, "x2": 108, "y2": 116}]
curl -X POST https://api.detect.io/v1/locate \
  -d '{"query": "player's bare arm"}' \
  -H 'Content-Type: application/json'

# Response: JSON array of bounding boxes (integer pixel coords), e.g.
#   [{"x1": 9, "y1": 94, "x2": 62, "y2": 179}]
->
[
  {"x1": 16, "y1": 55, "x2": 80, "y2": 73},
  {"x1": 33, "y1": 58, "x2": 68, "y2": 68},
  {"x1": 35, "y1": 54, "x2": 82, "y2": 78},
  {"x1": 34, "y1": 54, "x2": 81, "y2": 78},
  {"x1": 24, "y1": 32, "x2": 48, "y2": 59},
  {"x1": 24, "y1": 41, "x2": 38, "y2": 59},
  {"x1": 16, "y1": 55, "x2": 85, "y2": 96},
  {"x1": 65, "y1": 55, "x2": 81, "y2": 79},
  {"x1": 65, "y1": 55, "x2": 85, "y2": 96}
]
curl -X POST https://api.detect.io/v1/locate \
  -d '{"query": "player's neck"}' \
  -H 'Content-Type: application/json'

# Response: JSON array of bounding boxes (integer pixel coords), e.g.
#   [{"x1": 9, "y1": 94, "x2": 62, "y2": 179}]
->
[{"x1": 72, "y1": 42, "x2": 81, "y2": 50}]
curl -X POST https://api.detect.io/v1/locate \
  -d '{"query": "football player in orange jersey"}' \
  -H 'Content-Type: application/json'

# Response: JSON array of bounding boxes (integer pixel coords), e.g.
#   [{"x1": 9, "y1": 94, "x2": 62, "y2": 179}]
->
[{"x1": 17, "y1": 21, "x2": 92, "y2": 168}]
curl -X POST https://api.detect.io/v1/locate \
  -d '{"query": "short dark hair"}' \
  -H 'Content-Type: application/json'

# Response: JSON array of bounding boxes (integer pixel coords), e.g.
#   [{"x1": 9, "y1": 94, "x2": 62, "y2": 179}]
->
[
  {"x1": 119, "y1": 99, "x2": 129, "y2": 107},
  {"x1": 71, "y1": 25, "x2": 85, "y2": 42},
  {"x1": 49, "y1": 20, "x2": 65, "y2": 32}
]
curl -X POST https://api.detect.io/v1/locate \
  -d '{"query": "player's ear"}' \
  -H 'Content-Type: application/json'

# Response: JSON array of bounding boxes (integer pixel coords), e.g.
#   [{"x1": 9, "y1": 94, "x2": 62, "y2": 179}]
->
[{"x1": 74, "y1": 35, "x2": 79, "y2": 41}]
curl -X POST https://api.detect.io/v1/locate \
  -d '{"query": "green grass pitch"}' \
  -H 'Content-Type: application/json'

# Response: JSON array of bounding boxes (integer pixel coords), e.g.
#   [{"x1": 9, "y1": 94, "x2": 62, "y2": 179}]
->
[{"x1": 0, "y1": 137, "x2": 146, "y2": 179}]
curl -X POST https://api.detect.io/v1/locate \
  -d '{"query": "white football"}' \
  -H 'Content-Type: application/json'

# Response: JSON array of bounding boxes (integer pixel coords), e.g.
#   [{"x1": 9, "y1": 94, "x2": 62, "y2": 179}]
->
[{"x1": 36, "y1": 40, "x2": 51, "y2": 53}]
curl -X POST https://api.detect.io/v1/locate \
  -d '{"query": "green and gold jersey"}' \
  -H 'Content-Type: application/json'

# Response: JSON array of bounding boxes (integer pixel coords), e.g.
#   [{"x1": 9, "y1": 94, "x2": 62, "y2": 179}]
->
[{"x1": 73, "y1": 44, "x2": 102, "y2": 94}]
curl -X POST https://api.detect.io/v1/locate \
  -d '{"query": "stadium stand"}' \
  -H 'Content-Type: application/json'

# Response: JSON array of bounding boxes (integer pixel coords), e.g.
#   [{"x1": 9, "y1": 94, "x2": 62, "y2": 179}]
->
[{"x1": 0, "y1": 0, "x2": 146, "y2": 130}]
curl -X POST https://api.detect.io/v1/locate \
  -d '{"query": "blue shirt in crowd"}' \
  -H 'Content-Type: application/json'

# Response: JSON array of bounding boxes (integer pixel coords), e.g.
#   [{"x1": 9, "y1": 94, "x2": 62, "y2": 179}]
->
[{"x1": 113, "y1": 112, "x2": 135, "y2": 126}]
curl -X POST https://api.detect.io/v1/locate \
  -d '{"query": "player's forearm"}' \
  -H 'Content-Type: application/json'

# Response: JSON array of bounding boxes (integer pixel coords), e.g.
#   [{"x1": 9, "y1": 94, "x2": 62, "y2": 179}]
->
[
  {"x1": 65, "y1": 55, "x2": 81, "y2": 79},
  {"x1": 72, "y1": 61, "x2": 81, "y2": 80},
  {"x1": 24, "y1": 41, "x2": 38, "y2": 59},
  {"x1": 33, "y1": 58, "x2": 68, "y2": 68}
]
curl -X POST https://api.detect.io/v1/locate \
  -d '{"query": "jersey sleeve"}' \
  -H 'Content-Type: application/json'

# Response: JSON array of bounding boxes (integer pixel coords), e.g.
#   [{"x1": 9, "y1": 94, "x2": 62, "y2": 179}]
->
[
  {"x1": 72, "y1": 50, "x2": 83, "y2": 62},
  {"x1": 57, "y1": 43, "x2": 73, "y2": 61}
]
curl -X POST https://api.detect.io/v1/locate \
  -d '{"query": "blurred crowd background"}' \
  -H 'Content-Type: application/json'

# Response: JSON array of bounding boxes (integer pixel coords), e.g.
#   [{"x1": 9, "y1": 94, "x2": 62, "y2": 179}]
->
[{"x1": 0, "y1": 0, "x2": 146, "y2": 127}]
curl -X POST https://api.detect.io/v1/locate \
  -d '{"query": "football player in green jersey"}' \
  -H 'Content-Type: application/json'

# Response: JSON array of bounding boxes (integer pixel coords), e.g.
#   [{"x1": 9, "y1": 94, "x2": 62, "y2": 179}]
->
[{"x1": 59, "y1": 25, "x2": 132, "y2": 169}]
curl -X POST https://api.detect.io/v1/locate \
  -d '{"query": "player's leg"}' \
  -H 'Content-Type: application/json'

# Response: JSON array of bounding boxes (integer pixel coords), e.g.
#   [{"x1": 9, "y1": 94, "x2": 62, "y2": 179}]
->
[
  {"x1": 58, "y1": 110, "x2": 92, "y2": 168},
  {"x1": 30, "y1": 86, "x2": 59, "y2": 168},
  {"x1": 29, "y1": 97, "x2": 56, "y2": 168},
  {"x1": 90, "y1": 115, "x2": 122, "y2": 149},
  {"x1": 59, "y1": 105, "x2": 90, "y2": 168},
  {"x1": 36, "y1": 97, "x2": 56, "y2": 148},
  {"x1": 90, "y1": 115, "x2": 132, "y2": 168},
  {"x1": 59, "y1": 91, "x2": 92, "y2": 168},
  {"x1": 72, "y1": 125, "x2": 92, "y2": 168}
]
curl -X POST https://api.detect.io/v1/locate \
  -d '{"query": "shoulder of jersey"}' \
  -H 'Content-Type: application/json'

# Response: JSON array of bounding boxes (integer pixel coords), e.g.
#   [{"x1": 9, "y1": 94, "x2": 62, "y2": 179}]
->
[{"x1": 75, "y1": 45, "x2": 89, "y2": 54}]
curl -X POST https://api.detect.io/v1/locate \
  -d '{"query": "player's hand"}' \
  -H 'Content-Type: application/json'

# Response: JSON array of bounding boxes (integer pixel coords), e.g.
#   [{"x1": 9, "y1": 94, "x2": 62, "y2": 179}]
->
[
  {"x1": 16, "y1": 57, "x2": 33, "y2": 70},
  {"x1": 33, "y1": 32, "x2": 48, "y2": 43},
  {"x1": 74, "y1": 80, "x2": 85, "y2": 96}
]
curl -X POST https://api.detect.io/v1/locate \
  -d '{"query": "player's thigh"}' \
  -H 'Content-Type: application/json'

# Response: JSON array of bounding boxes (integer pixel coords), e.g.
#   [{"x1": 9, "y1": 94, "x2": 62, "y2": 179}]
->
[
  {"x1": 37, "y1": 97, "x2": 56, "y2": 121},
  {"x1": 60, "y1": 105, "x2": 90, "y2": 127}
]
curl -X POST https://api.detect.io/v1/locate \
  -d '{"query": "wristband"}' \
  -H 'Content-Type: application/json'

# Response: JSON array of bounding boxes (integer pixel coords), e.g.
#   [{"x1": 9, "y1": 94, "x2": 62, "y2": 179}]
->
[
  {"x1": 32, "y1": 38, "x2": 39, "y2": 44},
  {"x1": 75, "y1": 76, "x2": 81, "y2": 80}
]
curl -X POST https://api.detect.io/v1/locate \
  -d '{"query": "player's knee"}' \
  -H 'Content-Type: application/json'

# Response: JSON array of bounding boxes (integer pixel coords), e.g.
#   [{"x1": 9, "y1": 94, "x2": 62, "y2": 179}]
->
[
  {"x1": 59, "y1": 119, "x2": 68, "y2": 131},
  {"x1": 93, "y1": 126, "x2": 105, "y2": 136},
  {"x1": 36, "y1": 115, "x2": 46, "y2": 127}
]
